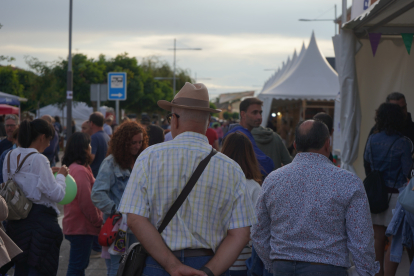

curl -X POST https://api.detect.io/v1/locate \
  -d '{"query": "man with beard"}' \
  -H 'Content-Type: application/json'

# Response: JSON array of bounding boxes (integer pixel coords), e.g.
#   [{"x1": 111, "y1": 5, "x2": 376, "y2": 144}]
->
[{"x1": 224, "y1": 97, "x2": 274, "y2": 176}]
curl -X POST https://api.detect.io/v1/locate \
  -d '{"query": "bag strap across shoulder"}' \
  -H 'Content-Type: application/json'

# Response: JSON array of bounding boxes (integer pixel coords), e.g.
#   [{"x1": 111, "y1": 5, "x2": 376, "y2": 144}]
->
[
  {"x1": 157, "y1": 148, "x2": 217, "y2": 234},
  {"x1": 7, "y1": 150, "x2": 37, "y2": 178}
]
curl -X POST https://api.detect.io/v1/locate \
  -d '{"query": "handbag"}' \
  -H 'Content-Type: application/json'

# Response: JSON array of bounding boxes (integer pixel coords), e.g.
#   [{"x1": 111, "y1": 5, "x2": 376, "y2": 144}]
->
[
  {"x1": 398, "y1": 178, "x2": 414, "y2": 214},
  {"x1": 116, "y1": 148, "x2": 217, "y2": 276},
  {"x1": 363, "y1": 137, "x2": 400, "y2": 214},
  {"x1": 98, "y1": 207, "x2": 122, "y2": 246},
  {"x1": 0, "y1": 150, "x2": 36, "y2": 220}
]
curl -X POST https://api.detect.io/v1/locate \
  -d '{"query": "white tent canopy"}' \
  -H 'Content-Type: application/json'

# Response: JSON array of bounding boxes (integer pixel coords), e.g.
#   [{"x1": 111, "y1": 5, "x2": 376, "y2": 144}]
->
[
  {"x1": 258, "y1": 32, "x2": 339, "y2": 127},
  {"x1": 37, "y1": 102, "x2": 107, "y2": 131}
]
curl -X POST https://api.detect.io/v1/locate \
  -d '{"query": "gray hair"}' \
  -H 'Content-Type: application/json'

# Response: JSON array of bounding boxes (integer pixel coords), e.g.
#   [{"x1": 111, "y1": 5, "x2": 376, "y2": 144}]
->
[
  {"x1": 386, "y1": 92, "x2": 405, "y2": 103},
  {"x1": 5, "y1": 114, "x2": 19, "y2": 125}
]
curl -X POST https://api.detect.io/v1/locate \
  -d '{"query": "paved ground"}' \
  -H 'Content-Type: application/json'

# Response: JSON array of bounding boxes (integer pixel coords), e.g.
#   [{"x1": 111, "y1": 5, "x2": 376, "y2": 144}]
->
[{"x1": 57, "y1": 213, "x2": 106, "y2": 276}]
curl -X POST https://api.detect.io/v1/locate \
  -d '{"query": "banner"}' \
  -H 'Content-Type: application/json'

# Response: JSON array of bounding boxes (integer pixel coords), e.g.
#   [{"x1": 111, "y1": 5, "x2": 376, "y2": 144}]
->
[
  {"x1": 368, "y1": 33, "x2": 381, "y2": 56},
  {"x1": 401, "y1": 33, "x2": 414, "y2": 55}
]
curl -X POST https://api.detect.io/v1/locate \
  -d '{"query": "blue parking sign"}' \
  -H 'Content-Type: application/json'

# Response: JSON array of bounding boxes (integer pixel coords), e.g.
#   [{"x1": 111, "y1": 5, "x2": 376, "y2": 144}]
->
[{"x1": 108, "y1": 72, "x2": 127, "y2": 100}]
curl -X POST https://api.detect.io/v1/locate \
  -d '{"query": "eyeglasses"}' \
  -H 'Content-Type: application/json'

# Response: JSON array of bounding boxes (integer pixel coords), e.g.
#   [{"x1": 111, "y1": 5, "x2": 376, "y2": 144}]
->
[{"x1": 166, "y1": 113, "x2": 180, "y2": 124}]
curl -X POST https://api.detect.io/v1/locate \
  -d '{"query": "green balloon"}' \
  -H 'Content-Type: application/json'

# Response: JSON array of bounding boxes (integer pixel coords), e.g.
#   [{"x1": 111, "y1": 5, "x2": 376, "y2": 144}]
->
[{"x1": 54, "y1": 173, "x2": 77, "y2": 205}]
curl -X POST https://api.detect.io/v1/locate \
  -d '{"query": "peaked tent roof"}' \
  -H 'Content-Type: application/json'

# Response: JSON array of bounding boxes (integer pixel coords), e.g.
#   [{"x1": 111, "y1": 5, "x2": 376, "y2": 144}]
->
[{"x1": 258, "y1": 32, "x2": 338, "y2": 101}]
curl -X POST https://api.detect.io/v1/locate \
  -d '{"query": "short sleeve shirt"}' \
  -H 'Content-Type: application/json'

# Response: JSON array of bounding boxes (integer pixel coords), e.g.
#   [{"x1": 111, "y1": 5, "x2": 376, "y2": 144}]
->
[
  {"x1": 118, "y1": 131, "x2": 257, "y2": 251},
  {"x1": 90, "y1": 131, "x2": 110, "y2": 177}
]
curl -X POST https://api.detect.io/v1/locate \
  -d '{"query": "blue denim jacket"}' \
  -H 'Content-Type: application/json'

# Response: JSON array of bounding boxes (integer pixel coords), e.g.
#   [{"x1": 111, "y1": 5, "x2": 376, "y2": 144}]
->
[
  {"x1": 364, "y1": 132, "x2": 412, "y2": 189},
  {"x1": 91, "y1": 154, "x2": 130, "y2": 221},
  {"x1": 385, "y1": 199, "x2": 414, "y2": 264}
]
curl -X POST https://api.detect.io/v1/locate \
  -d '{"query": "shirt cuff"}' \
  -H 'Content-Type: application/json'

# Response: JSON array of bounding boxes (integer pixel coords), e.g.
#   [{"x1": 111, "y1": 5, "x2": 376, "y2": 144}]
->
[{"x1": 56, "y1": 174, "x2": 66, "y2": 184}]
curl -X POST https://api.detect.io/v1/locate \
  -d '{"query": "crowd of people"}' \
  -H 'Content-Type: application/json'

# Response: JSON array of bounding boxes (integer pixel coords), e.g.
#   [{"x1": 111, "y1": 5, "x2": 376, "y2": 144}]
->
[{"x1": 0, "y1": 83, "x2": 413, "y2": 276}]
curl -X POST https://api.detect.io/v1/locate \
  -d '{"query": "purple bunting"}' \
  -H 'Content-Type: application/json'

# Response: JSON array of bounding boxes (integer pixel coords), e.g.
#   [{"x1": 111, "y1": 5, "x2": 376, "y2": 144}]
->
[{"x1": 369, "y1": 33, "x2": 382, "y2": 57}]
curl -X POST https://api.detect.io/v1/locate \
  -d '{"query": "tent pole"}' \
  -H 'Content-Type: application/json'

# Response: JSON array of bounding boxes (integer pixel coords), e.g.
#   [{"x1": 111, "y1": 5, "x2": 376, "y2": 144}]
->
[{"x1": 342, "y1": 0, "x2": 347, "y2": 24}]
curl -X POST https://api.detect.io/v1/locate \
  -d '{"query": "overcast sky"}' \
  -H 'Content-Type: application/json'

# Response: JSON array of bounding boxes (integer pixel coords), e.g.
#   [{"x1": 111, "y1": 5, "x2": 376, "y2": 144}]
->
[{"x1": 0, "y1": 0, "x2": 346, "y2": 98}]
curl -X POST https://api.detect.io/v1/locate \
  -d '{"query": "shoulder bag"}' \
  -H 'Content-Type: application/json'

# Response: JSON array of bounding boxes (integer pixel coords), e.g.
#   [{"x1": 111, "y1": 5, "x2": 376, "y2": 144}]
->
[
  {"x1": 116, "y1": 148, "x2": 217, "y2": 276},
  {"x1": 0, "y1": 150, "x2": 37, "y2": 220},
  {"x1": 398, "y1": 178, "x2": 414, "y2": 214},
  {"x1": 363, "y1": 137, "x2": 401, "y2": 214}
]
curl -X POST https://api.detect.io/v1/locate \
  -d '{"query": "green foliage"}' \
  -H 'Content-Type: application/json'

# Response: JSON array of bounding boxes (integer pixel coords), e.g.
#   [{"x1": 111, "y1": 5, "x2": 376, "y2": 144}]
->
[
  {"x1": 0, "y1": 66, "x2": 24, "y2": 96},
  {"x1": 223, "y1": 111, "x2": 230, "y2": 120},
  {"x1": 0, "y1": 53, "x2": 194, "y2": 114},
  {"x1": 209, "y1": 102, "x2": 217, "y2": 110},
  {"x1": 232, "y1": 112, "x2": 239, "y2": 119}
]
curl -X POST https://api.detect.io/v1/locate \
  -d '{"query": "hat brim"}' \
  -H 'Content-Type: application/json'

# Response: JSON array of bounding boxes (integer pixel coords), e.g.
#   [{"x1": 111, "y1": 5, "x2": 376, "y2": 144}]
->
[{"x1": 157, "y1": 100, "x2": 221, "y2": 113}]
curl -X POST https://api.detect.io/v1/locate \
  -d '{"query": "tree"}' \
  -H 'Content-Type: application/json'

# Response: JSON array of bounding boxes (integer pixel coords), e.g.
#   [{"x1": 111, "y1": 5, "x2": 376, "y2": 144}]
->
[
  {"x1": 223, "y1": 111, "x2": 230, "y2": 120},
  {"x1": 0, "y1": 66, "x2": 24, "y2": 96},
  {"x1": 232, "y1": 112, "x2": 239, "y2": 119}
]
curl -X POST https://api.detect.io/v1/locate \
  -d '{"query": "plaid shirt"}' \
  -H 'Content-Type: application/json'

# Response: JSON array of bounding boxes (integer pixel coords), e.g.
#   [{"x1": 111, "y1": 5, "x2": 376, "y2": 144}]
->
[{"x1": 118, "y1": 131, "x2": 257, "y2": 251}]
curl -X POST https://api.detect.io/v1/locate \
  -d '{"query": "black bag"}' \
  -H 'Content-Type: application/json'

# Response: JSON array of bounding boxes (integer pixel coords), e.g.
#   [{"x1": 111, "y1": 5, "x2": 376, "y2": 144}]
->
[
  {"x1": 364, "y1": 137, "x2": 401, "y2": 214},
  {"x1": 116, "y1": 148, "x2": 217, "y2": 276}
]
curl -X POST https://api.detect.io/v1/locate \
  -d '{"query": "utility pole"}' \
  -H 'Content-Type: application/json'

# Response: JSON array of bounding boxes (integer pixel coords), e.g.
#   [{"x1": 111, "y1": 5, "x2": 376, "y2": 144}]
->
[
  {"x1": 169, "y1": 39, "x2": 202, "y2": 96},
  {"x1": 66, "y1": 0, "x2": 73, "y2": 140}
]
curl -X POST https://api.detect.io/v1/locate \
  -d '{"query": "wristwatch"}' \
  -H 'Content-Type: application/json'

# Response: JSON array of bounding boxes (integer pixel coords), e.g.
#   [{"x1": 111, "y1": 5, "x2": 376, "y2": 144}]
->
[{"x1": 199, "y1": 266, "x2": 214, "y2": 276}]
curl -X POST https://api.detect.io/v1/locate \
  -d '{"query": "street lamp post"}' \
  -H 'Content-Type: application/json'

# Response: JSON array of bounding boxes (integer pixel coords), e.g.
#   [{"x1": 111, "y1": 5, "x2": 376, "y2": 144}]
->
[
  {"x1": 66, "y1": 0, "x2": 73, "y2": 140},
  {"x1": 299, "y1": 4, "x2": 338, "y2": 35},
  {"x1": 168, "y1": 39, "x2": 201, "y2": 96}
]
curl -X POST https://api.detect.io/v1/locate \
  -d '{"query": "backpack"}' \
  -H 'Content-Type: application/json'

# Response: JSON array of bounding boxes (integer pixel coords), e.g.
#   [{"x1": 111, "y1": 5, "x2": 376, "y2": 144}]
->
[
  {"x1": 0, "y1": 150, "x2": 36, "y2": 220},
  {"x1": 363, "y1": 136, "x2": 401, "y2": 214}
]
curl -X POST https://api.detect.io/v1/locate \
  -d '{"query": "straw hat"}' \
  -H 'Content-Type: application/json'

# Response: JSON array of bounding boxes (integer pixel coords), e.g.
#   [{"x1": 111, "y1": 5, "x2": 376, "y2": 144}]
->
[{"x1": 157, "y1": 82, "x2": 221, "y2": 113}]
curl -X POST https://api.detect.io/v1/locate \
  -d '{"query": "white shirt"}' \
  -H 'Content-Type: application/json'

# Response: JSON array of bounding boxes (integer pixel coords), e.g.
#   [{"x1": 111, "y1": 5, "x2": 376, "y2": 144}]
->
[
  {"x1": 103, "y1": 124, "x2": 113, "y2": 136},
  {"x1": 164, "y1": 131, "x2": 173, "y2": 142},
  {"x1": 2, "y1": 147, "x2": 66, "y2": 214}
]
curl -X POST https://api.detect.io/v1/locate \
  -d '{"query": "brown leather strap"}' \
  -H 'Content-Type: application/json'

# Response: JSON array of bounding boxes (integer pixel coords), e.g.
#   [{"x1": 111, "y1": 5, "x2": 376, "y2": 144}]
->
[
  {"x1": 7, "y1": 150, "x2": 12, "y2": 176},
  {"x1": 7, "y1": 150, "x2": 37, "y2": 178},
  {"x1": 15, "y1": 152, "x2": 36, "y2": 174},
  {"x1": 171, "y1": 249, "x2": 214, "y2": 258}
]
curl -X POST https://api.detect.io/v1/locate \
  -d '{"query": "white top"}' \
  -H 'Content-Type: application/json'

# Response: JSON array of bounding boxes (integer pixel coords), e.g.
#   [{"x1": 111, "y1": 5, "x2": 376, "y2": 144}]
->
[
  {"x1": 164, "y1": 131, "x2": 173, "y2": 142},
  {"x1": 103, "y1": 124, "x2": 113, "y2": 135},
  {"x1": 230, "y1": 178, "x2": 261, "y2": 271},
  {"x1": 2, "y1": 147, "x2": 66, "y2": 214}
]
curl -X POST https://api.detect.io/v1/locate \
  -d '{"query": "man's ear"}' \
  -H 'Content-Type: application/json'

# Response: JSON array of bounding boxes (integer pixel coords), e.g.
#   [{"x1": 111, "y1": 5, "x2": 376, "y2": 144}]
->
[
  {"x1": 240, "y1": 111, "x2": 245, "y2": 120},
  {"x1": 293, "y1": 141, "x2": 297, "y2": 150},
  {"x1": 324, "y1": 137, "x2": 330, "y2": 152}
]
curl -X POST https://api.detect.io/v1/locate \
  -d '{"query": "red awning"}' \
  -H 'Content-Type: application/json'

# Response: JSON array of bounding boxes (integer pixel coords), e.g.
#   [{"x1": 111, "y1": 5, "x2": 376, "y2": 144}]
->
[{"x1": 0, "y1": 104, "x2": 19, "y2": 115}]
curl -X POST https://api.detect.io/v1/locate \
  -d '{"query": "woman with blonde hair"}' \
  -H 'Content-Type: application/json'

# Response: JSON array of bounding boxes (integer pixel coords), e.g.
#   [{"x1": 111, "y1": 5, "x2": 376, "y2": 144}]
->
[{"x1": 91, "y1": 121, "x2": 148, "y2": 276}]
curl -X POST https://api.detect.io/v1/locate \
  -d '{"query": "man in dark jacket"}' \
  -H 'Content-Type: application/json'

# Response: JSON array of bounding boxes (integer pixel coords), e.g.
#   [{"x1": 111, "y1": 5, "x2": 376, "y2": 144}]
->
[{"x1": 364, "y1": 92, "x2": 414, "y2": 175}]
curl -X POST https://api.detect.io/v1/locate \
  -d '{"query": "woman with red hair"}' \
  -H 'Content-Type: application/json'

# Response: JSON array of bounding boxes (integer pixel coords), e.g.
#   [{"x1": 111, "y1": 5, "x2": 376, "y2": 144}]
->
[{"x1": 91, "y1": 121, "x2": 148, "y2": 276}]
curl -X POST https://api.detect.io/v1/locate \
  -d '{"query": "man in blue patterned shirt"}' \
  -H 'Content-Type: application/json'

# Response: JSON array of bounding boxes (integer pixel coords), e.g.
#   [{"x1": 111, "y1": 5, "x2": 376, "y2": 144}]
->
[{"x1": 252, "y1": 120, "x2": 379, "y2": 276}]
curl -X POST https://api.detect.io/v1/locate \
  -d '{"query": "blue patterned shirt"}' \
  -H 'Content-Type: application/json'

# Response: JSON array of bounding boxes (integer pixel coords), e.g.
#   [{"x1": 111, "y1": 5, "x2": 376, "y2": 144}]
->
[
  {"x1": 252, "y1": 153, "x2": 379, "y2": 276},
  {"x1": 118, "y1": 131, "x2": 257, "y2": 251}
]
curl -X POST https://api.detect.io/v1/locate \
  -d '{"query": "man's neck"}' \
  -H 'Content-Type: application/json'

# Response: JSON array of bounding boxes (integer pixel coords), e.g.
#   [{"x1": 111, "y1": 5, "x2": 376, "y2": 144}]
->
[
  {"x1": 91, "y1": 127, "x2": 103, "y2": 135},
  {"x1": 239, "y1": 121, "x2": 252, "y2": 132},
  {"x1": 6, "y1": 137, "x2": 13, "y2": 142}
]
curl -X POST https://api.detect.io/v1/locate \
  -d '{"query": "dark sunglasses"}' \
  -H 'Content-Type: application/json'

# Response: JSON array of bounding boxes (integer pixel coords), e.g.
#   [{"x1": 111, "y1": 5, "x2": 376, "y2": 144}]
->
[{"x1": 166, "y1": 113, "x2": 180, "y2": 124}]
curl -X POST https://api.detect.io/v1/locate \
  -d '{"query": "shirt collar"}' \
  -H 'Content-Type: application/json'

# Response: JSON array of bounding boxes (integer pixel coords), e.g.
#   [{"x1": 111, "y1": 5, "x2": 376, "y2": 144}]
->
[
  {"x1": 174, "y1": 131, "x2": 209, "y2": 144},
  {"x1": 293, "y1": 152, "x2": 331, "y2": 164},
  {"x1": 16, "y1": 147, "x2": 39, "y2": 153}
]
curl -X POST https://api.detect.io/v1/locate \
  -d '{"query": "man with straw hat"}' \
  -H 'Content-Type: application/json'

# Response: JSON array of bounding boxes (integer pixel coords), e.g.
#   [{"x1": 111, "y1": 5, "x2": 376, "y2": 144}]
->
[{"x1": 119, "y1": 83, "x2": 257, "y2": 276}]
